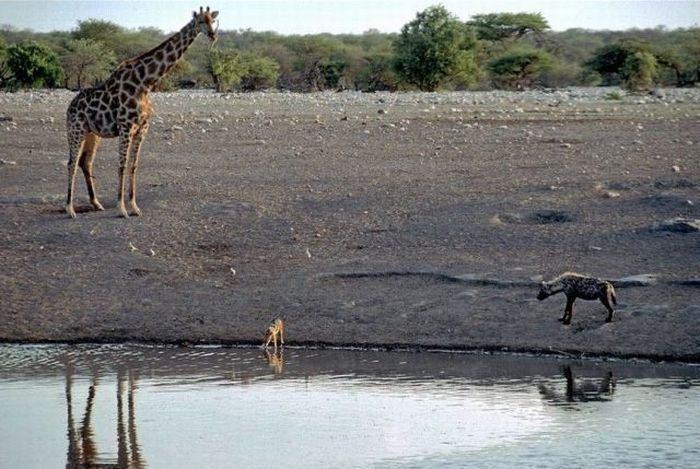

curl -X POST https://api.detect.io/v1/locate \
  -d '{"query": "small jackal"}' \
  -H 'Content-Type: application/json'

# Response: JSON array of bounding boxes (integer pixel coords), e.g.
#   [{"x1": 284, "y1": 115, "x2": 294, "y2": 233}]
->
[
  {"x1": 537, "y1": 272, "x2": 617, "y2": 324},
  {"x1": 263, "y1": 318, "x2": 285, "y2": 349}
]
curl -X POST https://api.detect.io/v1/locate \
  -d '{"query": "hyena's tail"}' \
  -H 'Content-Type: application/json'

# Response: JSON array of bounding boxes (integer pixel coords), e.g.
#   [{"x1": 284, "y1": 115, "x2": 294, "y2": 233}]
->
[{"x1": 608, "y1": 284, "x2": 617, "y2": 306}]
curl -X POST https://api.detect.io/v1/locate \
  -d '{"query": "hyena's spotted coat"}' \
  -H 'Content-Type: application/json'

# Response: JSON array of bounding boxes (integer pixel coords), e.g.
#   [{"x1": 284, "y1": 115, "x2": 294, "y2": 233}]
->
[{"x1": 537, "y1": 272, "x2": 617, "y2": 324}]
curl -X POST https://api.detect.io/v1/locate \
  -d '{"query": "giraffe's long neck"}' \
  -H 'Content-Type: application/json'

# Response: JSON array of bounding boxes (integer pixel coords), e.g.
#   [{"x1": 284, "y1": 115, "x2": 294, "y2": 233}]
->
[{"x1": 132, "y1": 20, "x2": 200, "y2": 89}]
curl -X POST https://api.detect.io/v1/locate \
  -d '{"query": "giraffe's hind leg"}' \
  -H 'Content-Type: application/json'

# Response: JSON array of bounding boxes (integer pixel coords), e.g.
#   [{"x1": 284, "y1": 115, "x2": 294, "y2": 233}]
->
[
  {"x1": 79, "y1": 133, "x2": 104, "y2": 211},
  {"x1": 117, "y1": 126, "x2": 135, "y2": 218},
  {"x1": 128, "y1": 123, "x2": 149, "y2": 216},
  {"x1": 66, "y1": 128, "x2": 86, "y2": 218}
]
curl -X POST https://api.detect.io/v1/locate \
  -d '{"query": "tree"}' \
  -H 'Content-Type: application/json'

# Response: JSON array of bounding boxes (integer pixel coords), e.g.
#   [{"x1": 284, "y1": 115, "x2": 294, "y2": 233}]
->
[
  {"x1": 393, "y1": 5, "x2": 476, "y2": 91},
  {"x1": 5, "y1": 41, "x2": 62, "y2": 88},
  {"x1": 60, "y1": 38, "x2": 116, "y2": 88},
  {"x1": 240, "y1": 54, "x2": 280, "y2": 91},
  {"x1": 467, "y1": 13, "x2": 549, "y2": 42},
  {"x1": 488, "y1": 47, "x2": 552, "y2": 89},
  {"x1": 585, "y1": 39, "x2": 650, "y2": 85},
  {"x1": 355, "y1": 52, "x2": 399, "y2": 91},
  {"x1": 208, "y1": 49, "x2": 246, "y2": 91},
  {"x1": 0, "y1": 36, "x2": 10, "y2": 89},
  {"x1": 621, "y1": 51, "x2": 657, "y2": 91}
]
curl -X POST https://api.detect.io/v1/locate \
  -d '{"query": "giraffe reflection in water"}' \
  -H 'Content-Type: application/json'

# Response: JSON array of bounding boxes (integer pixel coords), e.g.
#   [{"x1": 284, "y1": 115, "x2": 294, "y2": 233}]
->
[
  {"x1": 65, "y1": 365, "x2": 145, "y2": 468},
  {"x1": 538, "y1": 365, "x2": 616, "y2": 407}
]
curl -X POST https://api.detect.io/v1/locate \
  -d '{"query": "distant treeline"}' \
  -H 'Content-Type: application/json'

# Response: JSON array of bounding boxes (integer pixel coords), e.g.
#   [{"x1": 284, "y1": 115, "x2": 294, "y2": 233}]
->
[{"x1": 1, "y1": 6, "x2": 698, "y2": 92}]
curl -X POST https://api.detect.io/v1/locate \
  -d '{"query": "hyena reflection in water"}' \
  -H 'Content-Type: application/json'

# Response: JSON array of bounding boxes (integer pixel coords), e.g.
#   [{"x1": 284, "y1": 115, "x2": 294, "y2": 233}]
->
[
  {"x1": 537, "y1": 272, "x2": 617, "y2": 325},
  {"x1": 538, "y1": 365, "x2": 616, "y2": 405}
]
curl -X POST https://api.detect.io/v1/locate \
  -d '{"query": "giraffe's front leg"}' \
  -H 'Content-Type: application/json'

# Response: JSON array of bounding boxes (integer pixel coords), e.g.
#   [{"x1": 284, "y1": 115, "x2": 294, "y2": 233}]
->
[
  {"x1": 129, "y1": 123, "x2": 149, "y2": 216},
  {"x1": 117, "y1": 129, "x2": 135, "y2": 218}
]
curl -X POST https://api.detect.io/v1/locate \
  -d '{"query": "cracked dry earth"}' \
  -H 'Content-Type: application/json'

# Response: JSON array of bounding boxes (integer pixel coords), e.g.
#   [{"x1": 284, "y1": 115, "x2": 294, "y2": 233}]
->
[{"x1": 0, "y1": 88, "x2": 698, "y2": 360}]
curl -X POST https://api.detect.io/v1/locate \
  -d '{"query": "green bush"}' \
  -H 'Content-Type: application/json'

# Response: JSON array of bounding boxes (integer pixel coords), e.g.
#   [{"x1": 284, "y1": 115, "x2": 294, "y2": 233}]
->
[
  {"x1": 585, "y1": 39, "x2": 650, "y2": 85},
  {"x1": 355, "y1": 52, "x2": 399, "y2": 91},
  {"x1": 537, "y1": 59, "x2": 596, "y2": 88},
  {"x1": 393, "y1": 5, "x2": 477, "y2": 91},
  {"x1": 5, "y1": 41, "x2": 63, "y2": 89},
  {"x1": 208, "y1": 49, "x2": 246, "y2": 92},
  {"x1": 240, "y1": 54, "x2": 280, "y2": 91},
  {"x1": 621, "y1": 51, "x2": 657, "y2": 91},
  {"x1": 60, "y1": 38, "x2": 116, "y2": 88},
  {"x1": 488, "y1": 47, "x2": 552, "y2": 89},
  {"x1": 0, "y1": 36, "x2": 10, "y2": 89}
]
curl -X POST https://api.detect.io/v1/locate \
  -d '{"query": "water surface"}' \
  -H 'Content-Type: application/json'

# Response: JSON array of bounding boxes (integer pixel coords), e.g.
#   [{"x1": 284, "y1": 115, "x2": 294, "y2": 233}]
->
[{"x1": 0, "y1": 345, "x2": 698, "y2": 468}]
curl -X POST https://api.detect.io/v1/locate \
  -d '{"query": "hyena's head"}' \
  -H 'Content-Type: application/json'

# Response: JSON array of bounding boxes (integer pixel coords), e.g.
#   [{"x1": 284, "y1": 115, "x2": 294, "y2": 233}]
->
[
  {"x1": 263, "y1": 326, "x2": 275, "y2": 342},
  {"x1": 537, "y1": 282, "x2": 553, "y2": 300}
]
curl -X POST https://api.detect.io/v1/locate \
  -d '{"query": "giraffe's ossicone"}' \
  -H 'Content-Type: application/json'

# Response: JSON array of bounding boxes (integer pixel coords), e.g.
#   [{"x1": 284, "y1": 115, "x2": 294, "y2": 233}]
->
[{"x1": 65, "y1": 6, "x2": 219, "y2": 218}]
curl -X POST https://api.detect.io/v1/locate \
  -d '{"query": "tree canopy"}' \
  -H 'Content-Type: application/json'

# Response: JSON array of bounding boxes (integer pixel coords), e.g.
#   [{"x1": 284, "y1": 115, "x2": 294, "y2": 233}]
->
[
  {"x1": 393, "y1": 5, "x2": 477, "y2": 91},
  {"x1": 5, "y1": 41, "x2": 62, "y2": 88},
  {"x1": 0, "y1": 5, "x2": 698, "y2": 92},
  {"x1": 467, "y1": 13, "x2": 549, "y2": 41},
  {"x1": 60, "y1": 38, "x2": 116, "y2": 88}
]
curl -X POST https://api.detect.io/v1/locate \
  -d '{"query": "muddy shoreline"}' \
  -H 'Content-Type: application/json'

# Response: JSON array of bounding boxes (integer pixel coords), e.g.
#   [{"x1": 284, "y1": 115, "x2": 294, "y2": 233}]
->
[{"x1": 1, "y1": 88, "x2": 698, "y2": 362}]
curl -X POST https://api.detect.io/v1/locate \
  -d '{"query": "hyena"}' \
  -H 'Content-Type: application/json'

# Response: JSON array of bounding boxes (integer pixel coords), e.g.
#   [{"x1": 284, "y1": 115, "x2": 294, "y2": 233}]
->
[{"x1": 537, "y1": 272, "x2": 617, "y2": 324}]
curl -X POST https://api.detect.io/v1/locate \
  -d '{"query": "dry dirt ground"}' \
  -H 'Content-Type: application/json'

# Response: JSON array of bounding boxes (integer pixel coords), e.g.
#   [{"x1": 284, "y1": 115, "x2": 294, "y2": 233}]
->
[{"x1": 1, "y1": 88, "x2": 698, "y2": 360}]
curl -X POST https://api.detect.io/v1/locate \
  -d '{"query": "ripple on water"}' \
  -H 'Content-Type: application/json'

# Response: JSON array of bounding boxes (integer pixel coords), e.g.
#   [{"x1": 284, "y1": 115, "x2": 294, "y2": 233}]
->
[{"x1": 0, "y1": 344, "x2": 699, "y2": 468}]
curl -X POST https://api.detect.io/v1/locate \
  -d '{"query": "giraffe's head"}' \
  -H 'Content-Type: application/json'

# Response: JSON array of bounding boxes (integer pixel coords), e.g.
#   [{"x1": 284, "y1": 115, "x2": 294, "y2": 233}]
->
[{"x1": 193, "y1": 6, "x2": 219, "y2": 43}]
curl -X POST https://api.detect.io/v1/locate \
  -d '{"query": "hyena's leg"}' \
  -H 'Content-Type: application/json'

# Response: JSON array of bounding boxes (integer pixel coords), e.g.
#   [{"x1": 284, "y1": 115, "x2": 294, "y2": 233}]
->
[
  {"x1": 563, "y1": 295, "x2": 575, "y2": 325},
  {"x1": 66, "y1": 128, "x2": 87, "y2": 218},
  {"x1": 600, "y1": 295, "x2": 615, "y2": 323},
  {"x1": 600, "y1": 371, "x2": 614, "y2": 394},
  {"x1": 128, "y1": 122, "x2": 149, "y2": 216},
  {"x1": 117, "y1": 126, "x2": 136, "y2": 218},
  {"x1": 79, "y1": 133, "x2": 104, "y2": 211}
]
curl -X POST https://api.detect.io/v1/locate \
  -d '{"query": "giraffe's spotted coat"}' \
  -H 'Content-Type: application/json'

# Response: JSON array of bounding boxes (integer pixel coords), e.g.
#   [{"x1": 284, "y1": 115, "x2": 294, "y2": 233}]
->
[{"x1": 64, "y1": 7, "x2": 219, "y2": 219}]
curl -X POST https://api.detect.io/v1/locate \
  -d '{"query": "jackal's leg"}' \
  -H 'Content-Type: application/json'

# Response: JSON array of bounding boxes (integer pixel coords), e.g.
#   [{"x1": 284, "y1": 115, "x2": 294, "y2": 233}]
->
[
  {"x1": 279, "y1": 323, "x2": 285, "y2": 345},
  {"x1": 600, "y1": 296, "x2": 615, "y2": 323},
  {"x1": 66, "y1": 129, "x2": 86, "y2": 218},
  {"x1": 117, "y1": 127, "x2": 135, "y2": 218},
  {"x1": 563, "y1": 296, "x2": 575, "y2": 325},
  {"x1": 128, "y1": 123, "x2": 149, "y2": 216},
  {"x1": 79, "y1": 133, "x2": 104, "y2": 211}
]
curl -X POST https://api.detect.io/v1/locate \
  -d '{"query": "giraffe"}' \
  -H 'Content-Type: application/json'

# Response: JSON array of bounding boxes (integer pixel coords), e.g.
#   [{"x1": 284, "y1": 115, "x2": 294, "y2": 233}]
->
[{"x1": 65, "y1": 6, "x2": 219, "y2": 218}]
